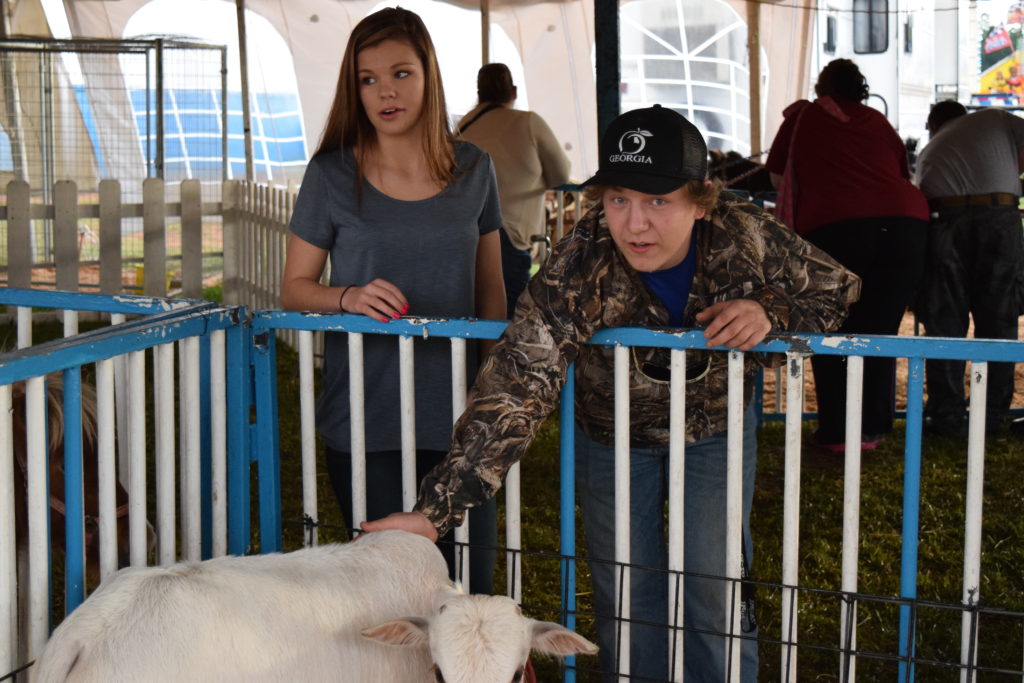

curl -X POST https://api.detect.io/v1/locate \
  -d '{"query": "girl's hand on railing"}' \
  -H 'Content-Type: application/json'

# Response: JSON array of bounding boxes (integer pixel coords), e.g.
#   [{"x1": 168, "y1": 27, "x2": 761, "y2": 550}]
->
[
  {"x1": 343, "y1": 278, "x2": 409, "y2": 323},
  {"x1": 360, "y1": 511, "x2": 439, "y2": 542}
]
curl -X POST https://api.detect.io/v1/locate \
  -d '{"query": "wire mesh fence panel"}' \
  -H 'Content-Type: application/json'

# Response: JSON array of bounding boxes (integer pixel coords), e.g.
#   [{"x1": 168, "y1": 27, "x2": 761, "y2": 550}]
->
[{"x1": 0, "y1": 39, "x2": 228, "y2": 293}]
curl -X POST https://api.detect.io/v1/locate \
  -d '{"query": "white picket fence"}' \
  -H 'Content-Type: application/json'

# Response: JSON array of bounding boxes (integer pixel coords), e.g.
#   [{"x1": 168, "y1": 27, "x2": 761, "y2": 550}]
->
[{"x1": 0, "y1": 178, "x2": 291, "y2": 313}]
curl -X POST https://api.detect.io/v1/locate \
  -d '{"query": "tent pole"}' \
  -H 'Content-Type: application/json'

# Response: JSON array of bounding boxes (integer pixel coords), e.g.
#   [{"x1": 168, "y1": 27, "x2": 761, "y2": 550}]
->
[
  {"x1": 481, "y1": 0, "x2": 490, "y2": 65},
  {"x1": 746, "y1": 1, "x2": 762, "y2": 159},
  {"x1": 235, "y1": 0, "x2": 254, "y2": 182},
  {"x1": 797, "y1": 1, "x2": 813, "y2": 101},
  {"x1": 594, "y1": 0, "x2": 620, "y2": 136}
]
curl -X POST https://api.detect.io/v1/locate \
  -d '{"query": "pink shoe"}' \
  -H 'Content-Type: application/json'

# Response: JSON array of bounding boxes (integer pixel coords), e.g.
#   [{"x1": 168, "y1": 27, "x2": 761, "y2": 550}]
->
[
  {"x1": 807, "y1": 432, "x2": 884, "y2": 453},
  {"x1": 860, "y1": 436, "x2": 884, "y2": 451}
]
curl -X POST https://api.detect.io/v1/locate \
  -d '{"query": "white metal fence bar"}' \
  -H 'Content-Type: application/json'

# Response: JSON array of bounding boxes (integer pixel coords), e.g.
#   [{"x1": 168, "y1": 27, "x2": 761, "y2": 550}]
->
[
  {"x1": 614, "y1": 343, "x2": 631, "y2": 682},
  {"x1": 840, "y1": 354, "x2": 865, "y2": 681},
  {"x1": 450, "y1": 337, "x2": 470, "y2": 586},
  {"x1": 16, "y1": 308, "x2": 31, "y2": 348},
  {"x1": 95, "y1": 357, "x2": 118, "y2": 582},
  {"x1": 182, "y1": 336, "x2": 202, "y2": 562},
  {"x1": 25, "y1": 375, "x2": 47, "y2": 665},
  {"x1": 156, "y1": 342, "x2": 176, "y2": 566},
  {"x1": 780, "y1": 352, "x2": 805, "y2": 682},
  {"x1": 111, "y1": 313, "x2": 129, "y2": 492},
  {"x1": 210, "y1": 329, "x2": 228, "y2": 557},
  {"x1": 0, "y1": 385, "x2": 13, "y2": 677},
  {"x1": 400, "y1": 335, "x2": 416, "y2": 512},
  {"x1": 127, "y1": 349, "x2": 148, "y2": 567},
  {"x1": 298, "y1": 330, "x2": 317, "y2": 547},
  {"x1": 667, "y1": 348, "x2": 686, "y2": 683},
  {"x1": 63, "y1": 310, "x2": 79, "y2": 338},
  {"x1": 726, "y1": 350, "x2": 744, "y2": 683},
  {"x1": 960, "y1": 361, "x2": 988, "y2": 681},
  {"x1": 505, "y1": 460, "x2": 522, "y2": 603},
  {"x1": 349, "y1": 333, "x2": 366, "y2": 527}
]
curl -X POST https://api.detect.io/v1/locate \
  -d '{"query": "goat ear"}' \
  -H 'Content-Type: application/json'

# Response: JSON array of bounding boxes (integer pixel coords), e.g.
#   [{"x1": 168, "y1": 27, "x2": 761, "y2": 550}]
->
[
  {"x1": 361, "y1": 618, "x2": 430, "y2": 648},
  {"x1": 529, "y1": 620, "x2": 599, "y2": 656}
]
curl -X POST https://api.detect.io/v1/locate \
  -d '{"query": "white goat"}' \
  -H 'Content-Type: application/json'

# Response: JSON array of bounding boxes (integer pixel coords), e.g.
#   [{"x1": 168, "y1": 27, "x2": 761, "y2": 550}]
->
[{"x1": 34, "y1": 530, "x2": 597, "y2": 682}]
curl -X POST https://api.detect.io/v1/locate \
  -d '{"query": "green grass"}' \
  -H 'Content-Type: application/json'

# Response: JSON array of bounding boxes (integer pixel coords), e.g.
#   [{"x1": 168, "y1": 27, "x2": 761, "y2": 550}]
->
[
  {"x1": 271, "y1": 342, "x2": 1024, "y2": 681},
  {"x1": 9, "y1": 315, "x2": 1022, "y2": 681},
  {"x1": 754, "y1": 425, "x2": 1024, "y2": 680}
]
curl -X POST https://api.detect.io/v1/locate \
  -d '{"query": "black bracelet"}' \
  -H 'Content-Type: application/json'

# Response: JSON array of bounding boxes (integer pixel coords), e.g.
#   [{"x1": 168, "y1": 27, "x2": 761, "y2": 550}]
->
[{"x1": 338, "y1": 285, "x2": 352, "y2": 312}]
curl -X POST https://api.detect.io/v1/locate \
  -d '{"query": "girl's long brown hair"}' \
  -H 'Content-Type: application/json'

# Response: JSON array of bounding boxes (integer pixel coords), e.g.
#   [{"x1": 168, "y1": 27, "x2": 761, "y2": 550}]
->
[{"x1": 316, "y1": 7, "x2": 455, "y2": 190}]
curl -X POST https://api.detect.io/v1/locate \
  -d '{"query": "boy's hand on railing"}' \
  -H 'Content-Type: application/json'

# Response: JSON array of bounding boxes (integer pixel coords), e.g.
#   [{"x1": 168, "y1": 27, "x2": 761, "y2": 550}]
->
[
  {"x1": 695, "y1": 299, "x2": 771, "y2": 351},
  {"x1": 360, "y1": 511, "x2": 439, "y2": 542}
]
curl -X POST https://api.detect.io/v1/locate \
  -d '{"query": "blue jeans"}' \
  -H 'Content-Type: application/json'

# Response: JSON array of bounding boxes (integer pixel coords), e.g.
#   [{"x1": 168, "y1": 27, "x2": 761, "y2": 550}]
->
[
  {"x1": 325, "y1": 447, "x2": 497, "y2": 594},
  {"x1": 575, "y1": 402, "x2": 759, "y2": 682}
]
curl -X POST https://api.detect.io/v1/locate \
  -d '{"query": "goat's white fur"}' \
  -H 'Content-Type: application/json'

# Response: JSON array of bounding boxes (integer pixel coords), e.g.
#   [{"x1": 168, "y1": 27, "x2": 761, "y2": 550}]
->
[{"x1": 35, "y1": 530, "x2": 596, "y2": 682}]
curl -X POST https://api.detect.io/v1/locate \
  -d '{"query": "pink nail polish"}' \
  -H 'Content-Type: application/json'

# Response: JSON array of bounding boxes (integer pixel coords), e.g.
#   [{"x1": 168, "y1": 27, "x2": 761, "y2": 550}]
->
[
  {"x1": 402, "y1": 303, "x2": 409, "y2": 314},
  {"x1": 391, "y1": 311, "x2": 399, "y2": 319}
]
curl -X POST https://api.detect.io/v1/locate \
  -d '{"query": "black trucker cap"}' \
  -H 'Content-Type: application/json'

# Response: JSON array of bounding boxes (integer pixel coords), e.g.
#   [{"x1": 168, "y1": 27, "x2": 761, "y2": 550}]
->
[{"x1": 582, "y1": 104, "x2": 708, "y2": 194}]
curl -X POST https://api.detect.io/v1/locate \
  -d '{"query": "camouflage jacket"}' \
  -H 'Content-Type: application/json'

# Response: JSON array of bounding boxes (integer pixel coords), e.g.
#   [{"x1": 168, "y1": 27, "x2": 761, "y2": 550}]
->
[{"x1": 417, "y1": 197, "x2": 861, "y2": 535}]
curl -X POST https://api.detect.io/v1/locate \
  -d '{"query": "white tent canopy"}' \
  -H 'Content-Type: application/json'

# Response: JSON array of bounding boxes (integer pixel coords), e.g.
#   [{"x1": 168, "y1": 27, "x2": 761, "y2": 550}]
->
[{"x1": 6, "y1": 0, "x2": 816, "y2": 180}]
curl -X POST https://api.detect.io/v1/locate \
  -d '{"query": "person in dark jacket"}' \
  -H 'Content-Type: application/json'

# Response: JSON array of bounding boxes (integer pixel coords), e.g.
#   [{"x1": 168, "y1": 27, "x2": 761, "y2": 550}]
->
[
  {"x1": 915, "y1": 101, "x2": 1024, "y2": 437},
  {"x1": 767, "y1": 58, "x2": 929, "y2": 452}
]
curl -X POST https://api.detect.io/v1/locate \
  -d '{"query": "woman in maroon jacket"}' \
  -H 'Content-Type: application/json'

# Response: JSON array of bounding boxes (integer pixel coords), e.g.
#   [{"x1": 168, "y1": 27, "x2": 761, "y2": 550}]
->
[{"x1": 767, "y1": 58, "x2": 929, "y2": 452}]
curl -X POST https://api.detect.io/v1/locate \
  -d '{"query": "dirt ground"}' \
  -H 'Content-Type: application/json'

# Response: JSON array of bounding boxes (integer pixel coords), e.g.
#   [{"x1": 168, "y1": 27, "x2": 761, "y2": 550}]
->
[{"x1": 7, "y1": 263, "x2": 222, "y2": 293}]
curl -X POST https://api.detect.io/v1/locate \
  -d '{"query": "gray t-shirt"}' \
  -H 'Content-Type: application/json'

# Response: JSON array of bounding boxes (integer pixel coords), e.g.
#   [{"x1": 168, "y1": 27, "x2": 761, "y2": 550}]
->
[
  {"x1": 915, "y1": 109, "x2": 1024, "y2": 198},
  {"x1": 288, "y1": 142, "x2": 503, "y2": 452}
]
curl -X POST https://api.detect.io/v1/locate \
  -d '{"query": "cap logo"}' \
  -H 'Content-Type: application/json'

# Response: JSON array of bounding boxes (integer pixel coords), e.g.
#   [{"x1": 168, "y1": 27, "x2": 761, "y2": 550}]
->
[{"x1": 609, "y1": 128, "x2": 653, "y2": 164}]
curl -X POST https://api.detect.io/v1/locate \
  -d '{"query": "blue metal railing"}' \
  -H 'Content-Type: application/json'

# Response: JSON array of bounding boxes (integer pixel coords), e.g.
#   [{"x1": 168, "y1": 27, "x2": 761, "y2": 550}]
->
[
  {"x1": 6, "y1": 292, "x2": 1024, "y2": 681},
  {"x1": 250, "y1": 311, "x2": 1024, "y2": 682},
  {"x1": 0, "y1": 290, "x2": 252, "y2": 618}
]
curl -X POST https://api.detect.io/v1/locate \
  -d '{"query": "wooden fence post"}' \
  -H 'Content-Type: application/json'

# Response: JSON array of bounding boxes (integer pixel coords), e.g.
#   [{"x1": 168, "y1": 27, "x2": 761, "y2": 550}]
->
[
  {"x1": 221, "y1": 180, "x2": 240, "y2": 305},
  {"x1": 6, "y1": 180, "x2": 31, "y2": 290},
  {"x1": 99, "y1": 179, "x2": 122, "y2": 295},
  {"x1": 143, "y1": 178, "x2": 166, "y2": 297},
  {"x1": 54, "y1": 180, "x2": 79, "y2": 293},
  {"x1": 180, "y1": 179, "x2": 202, "y2": 299}
]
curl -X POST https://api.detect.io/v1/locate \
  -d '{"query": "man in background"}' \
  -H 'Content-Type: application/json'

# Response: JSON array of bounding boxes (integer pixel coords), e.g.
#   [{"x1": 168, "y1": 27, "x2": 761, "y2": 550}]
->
[
  {"x1": 459, "y1": 63, "x2": 571, "y2": 317},
  {"x1": 914, "y1": 101, "x2": 1024, "y2": 437}
]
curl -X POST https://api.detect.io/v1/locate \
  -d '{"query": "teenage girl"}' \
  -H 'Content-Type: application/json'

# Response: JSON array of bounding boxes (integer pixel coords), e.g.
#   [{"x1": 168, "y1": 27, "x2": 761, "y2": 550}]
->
[{"x1": 280, "y1": 7, "x2": 505, "y2": 593}]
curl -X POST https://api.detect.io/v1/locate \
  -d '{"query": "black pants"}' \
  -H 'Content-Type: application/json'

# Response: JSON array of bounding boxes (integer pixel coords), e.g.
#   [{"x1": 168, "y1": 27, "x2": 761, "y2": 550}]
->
[
  {"x1": 917, "y1": 205, "x2": 1023, "y2": 425},
  {"x1": 805, "y1": 217, "x2": 928, "y2": 442},
  {"x1": 500, "y1": 227, "x2": 533, "y2": 319},
  {"x1": 325, "y1": 446, "x2": 497, "y2": 594}
]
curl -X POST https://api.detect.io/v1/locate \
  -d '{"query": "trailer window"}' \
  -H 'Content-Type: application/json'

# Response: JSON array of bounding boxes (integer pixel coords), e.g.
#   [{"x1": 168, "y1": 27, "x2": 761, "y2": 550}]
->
[
  {"x1": 854, "y1": 0, "x2": 888, "y2": 54},
  {"x1": 824, "y1": 16, "x2": 837, "y2": 54}
]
